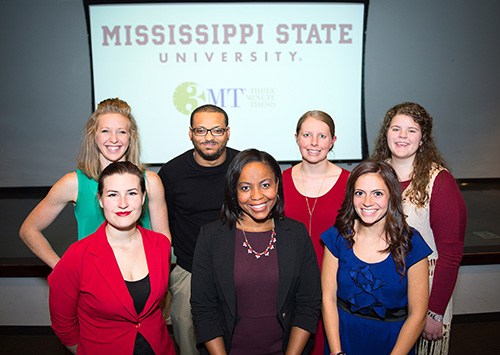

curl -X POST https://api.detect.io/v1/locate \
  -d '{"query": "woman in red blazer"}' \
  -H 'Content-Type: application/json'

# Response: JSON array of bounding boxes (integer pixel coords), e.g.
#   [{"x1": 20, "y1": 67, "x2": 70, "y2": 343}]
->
[{"x1": 48, "y1": 162, "x2": 175, "y2": 355}]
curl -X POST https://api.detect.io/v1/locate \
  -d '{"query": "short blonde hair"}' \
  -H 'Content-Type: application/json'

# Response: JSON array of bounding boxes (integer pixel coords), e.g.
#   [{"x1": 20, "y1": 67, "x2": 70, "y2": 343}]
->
[{"x1": 76, "y1": 98, "x2": 143, "y2": 181}]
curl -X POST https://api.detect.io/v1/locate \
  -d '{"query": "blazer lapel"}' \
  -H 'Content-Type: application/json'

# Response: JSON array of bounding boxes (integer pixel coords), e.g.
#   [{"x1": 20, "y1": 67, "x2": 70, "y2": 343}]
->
[
  {"x1": 213, "y1": 224, "x2": 237, "y2": 318},
  {"x1": 276, "y1": 219, "x2": 294, "y2": 313},
  {"x1": 140, "y1": 227, "x2": 163, "y2": 317},
  {"x1": 90, "y1": 224, "x2": 137, "y2": 319}
]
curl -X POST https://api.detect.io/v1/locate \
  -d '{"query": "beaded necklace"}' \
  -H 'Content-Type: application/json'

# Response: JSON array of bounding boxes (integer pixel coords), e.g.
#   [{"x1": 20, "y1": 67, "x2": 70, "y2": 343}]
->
[{"x1": 238, "y1": 220, "x2": 276, "y2": 259}]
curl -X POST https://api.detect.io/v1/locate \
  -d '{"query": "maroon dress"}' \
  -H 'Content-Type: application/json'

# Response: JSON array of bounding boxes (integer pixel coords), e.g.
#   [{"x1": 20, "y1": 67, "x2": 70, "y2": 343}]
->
[
  {"x1": 283, "y1": 167, "x2": 349, "y2": 268},
  {"x1": 231, "y1": 229, "x2": 282, "y2": 355},
  {"x1": 283, "y1": 166, "x2": 349, "y2": 355}
]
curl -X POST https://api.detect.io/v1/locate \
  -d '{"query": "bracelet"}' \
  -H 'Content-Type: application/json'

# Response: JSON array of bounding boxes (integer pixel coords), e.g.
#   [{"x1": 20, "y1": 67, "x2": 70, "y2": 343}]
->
[
  {"x1": 427, "y1": 310, "x2": 443, "y2": 322},
  {"x1": 331, "y1": 352, "x2": 346, "y2": 355}
]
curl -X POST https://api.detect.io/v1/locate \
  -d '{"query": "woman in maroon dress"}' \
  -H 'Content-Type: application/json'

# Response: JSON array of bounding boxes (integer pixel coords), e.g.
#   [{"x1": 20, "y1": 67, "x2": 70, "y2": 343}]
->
[
  {"x1": 282, "y1": 110, "x2": 349, "y2": 355},
  {"x1": 191, "y1": 149, "x2": 321, "y2": 355}
]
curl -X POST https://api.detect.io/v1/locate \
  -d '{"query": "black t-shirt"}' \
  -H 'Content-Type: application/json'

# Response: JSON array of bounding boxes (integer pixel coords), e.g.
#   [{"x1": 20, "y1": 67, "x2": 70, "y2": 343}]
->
[{"x1": 158, "y1": 148, "x2": 239, "y2": 272}]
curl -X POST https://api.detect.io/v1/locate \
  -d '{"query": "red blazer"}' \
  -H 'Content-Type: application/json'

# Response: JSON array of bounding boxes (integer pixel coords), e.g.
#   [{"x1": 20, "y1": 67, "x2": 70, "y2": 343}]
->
[{"x1": 48, "y1": 223, "x2": 175, "y2": 355}]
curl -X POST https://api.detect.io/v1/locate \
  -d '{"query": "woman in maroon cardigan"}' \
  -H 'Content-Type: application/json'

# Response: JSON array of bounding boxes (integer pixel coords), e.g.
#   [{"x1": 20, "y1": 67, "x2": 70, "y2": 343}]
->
[
  {"x1": 48, "y1": 162, "x2": 175, "y2": 355},
  {"x1": 371, "y1": 102, "x2": 466, "y2": 354}
]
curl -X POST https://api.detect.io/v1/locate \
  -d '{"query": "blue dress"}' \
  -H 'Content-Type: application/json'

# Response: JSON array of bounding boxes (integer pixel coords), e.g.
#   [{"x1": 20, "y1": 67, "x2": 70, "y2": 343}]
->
[{"x1": 321, "y1": 226, "x2": 431, "y2": 355}]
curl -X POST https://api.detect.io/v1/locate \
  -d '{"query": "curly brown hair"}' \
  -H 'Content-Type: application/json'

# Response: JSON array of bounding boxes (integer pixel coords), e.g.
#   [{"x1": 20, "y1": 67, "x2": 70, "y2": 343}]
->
[
  {"x1": 371, "y1": 102, "x2": 447, "y2": 207},
  {"x1": 335, "y1": 161, "x2": 413, "y2": 276}
]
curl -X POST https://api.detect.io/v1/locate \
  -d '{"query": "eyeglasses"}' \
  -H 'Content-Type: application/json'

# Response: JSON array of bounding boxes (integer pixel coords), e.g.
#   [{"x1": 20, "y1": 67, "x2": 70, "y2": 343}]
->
[{"x1": 190, "y1": 127, "x2": 228, "y2": 136}]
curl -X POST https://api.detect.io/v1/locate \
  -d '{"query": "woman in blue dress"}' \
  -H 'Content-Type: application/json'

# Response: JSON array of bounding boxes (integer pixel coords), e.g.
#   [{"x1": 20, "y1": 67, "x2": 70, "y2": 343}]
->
[{"x1": 321, "y1": 161, "x2": 431, "y2": 355}]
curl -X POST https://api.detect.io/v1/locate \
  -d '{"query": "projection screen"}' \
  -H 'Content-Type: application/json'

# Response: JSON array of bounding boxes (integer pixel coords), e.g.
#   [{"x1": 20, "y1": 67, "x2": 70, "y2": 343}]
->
[{"x1": 85, "y1": 1, "x2": 368, "y2": 163}]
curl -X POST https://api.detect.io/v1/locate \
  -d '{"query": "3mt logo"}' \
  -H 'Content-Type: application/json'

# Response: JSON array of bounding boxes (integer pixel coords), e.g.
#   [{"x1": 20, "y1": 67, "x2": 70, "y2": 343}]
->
[
  {"x1": 173, "y1": 82, "x2": 246, "y2": 115},
  {"x1": 173, "y1": 82, "x2": 206, "y2": 115}
]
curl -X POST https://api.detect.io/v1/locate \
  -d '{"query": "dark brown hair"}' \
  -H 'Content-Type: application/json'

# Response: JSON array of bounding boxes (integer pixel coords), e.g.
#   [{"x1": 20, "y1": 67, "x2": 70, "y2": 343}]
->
[
  {"x1": 97, "y1": 161, "x2": 146, "y2": 197},
  {"x1": 335, "y1": 160, "x2": 413, "y2": 276}
]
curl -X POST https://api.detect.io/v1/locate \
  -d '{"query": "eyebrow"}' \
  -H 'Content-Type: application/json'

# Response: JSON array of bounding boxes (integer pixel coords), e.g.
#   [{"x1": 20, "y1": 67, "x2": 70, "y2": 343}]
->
[
  {"x1": 99, "y1": 126, "x2": 128, "y2": 130},
  {"x1": 105, "y1": 188, "x2": 139, "y2": 193},
  {"x1": 355, "y1": 188, "x2": 386, "y2": 192},
  {"x1": 194, "y1": 125, "x2": 222, "y2": 129},
  {"x1": 390, "y1": 124, "x2": 419, "y2": 129},
  {"x1": 238, "y1": 178, "x2": 273, "y2": 185}
]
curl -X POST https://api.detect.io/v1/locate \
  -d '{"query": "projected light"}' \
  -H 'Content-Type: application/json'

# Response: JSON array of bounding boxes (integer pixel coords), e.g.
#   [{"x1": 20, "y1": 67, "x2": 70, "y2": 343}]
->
[{"x1": 85, "y1": 1, "x2": 368, "y2": 163}]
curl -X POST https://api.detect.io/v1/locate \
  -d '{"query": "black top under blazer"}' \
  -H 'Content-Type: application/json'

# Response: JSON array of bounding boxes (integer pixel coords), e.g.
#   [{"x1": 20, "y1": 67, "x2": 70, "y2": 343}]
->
[{"x1": 190, "y1": 217, "x2": 322, "y2": 354}]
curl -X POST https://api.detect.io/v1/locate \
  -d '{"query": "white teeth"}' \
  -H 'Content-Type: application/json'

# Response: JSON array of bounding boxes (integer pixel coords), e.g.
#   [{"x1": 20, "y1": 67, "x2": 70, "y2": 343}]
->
[
  {"x1": 107, "y1": 146, "x2": 120, "y2": 151},
  {"x1": 251, "y1": 203, "x2": 266, "y2": 209},
  {"x1": 362, "y1": 209, "x2": 376, "y2": 213}
]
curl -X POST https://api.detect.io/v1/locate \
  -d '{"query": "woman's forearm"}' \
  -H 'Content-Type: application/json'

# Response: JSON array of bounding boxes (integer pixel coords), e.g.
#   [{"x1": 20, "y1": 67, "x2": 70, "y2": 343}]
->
[
  {"x1": 390, "y1": 313, "x2": 426, "y2": 355},
  {"x1": 18, "y1": 227, "x2": 60, "y2": 269},
  {"x1": 322, "y1": 299, "x2": 342, "y2": 353},
  {"x1": 205, "y1": 337, "x2": 227, "y2": 355},
  {"x1": 321, "y1": 249, "x2": 342, "y2": 353},
  {"x1": 285, "y1": 326, "x2": 310, "y2": 355},
  {"x1": 391, "y1": 258, "x2": 428, "y2": 354}
]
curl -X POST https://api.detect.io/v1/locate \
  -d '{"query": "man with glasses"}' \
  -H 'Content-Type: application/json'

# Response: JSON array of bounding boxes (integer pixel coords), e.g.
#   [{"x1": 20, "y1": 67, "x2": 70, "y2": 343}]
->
[{"x1": 158, "y1": 104, "x2": 239, "y2": 355}]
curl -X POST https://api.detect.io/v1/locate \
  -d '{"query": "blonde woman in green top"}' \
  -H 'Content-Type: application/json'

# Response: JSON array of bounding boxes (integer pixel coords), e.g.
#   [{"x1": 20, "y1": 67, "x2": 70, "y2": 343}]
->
[{"x1": 19, "y1": 98, "x2": 171, "y2": 269}]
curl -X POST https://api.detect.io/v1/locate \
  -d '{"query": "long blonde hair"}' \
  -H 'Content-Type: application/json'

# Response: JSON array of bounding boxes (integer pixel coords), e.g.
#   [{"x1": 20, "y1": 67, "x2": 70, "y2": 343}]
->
[{"x1": 76, "y1": 98, "x2": 143, "y2": 181}]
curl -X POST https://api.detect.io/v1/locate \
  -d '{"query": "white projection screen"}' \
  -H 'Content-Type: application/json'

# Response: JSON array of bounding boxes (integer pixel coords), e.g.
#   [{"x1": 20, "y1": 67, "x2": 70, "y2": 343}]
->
[{"x1": 85, "y1": 1, "x2": 368, "y2": 164}]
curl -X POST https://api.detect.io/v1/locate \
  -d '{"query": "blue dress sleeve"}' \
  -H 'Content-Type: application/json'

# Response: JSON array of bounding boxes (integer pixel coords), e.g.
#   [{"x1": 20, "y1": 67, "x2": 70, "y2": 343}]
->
[
  {"x1": 406, "y1": 228, "x2": 432, "y2": 268},
  {"x1": 321, "y1": 226, "x2": 345, "y2": 258}
]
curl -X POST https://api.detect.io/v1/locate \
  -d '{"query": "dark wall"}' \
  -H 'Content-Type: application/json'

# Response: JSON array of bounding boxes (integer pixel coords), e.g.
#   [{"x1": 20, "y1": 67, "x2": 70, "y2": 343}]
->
[
  {"x1": 0, "y1": 0, "x2": 91, "y2": 187},
  {"x1": 1, "y1": 0, "x2": 499, "y2": 187}
]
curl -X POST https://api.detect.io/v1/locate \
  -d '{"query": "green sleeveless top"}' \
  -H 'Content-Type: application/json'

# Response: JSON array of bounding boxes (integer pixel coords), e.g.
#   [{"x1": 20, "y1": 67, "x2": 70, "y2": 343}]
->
[{"x1": 74, "y1": 170, "x2": 151, "y2": 240}]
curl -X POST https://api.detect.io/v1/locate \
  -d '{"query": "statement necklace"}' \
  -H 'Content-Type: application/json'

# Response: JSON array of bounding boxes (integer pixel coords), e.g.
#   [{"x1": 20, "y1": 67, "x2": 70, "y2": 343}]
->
[
  {"x1": 301, "y1": 165, "x2": 328, "y2": 234},
  {"x1": 239, "y1": 221, "x2": 277, "y2": 259}
]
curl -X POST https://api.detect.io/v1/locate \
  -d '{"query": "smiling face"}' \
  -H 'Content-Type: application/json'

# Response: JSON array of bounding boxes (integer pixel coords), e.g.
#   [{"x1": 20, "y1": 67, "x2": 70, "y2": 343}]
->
[
  {"x1": 296, "y1": 116, "x2": 336, "y2": 164},
  {"x1": 96, "y1": 113, "x2": 130, "y2": 168},
  {"x1": 99, "y1": 172, "x2": 145, "y2": 231},
  {"x1": 189, "y1": 111, "x2": 230, "y2": 166},
  {"x1": 386, "y1": 114, "x2": 422, "y2": 162},
  {"x1": 237, "y1": 162, "x2": 278, "y2": 228},
  {"x1": 353, "y1": 173, "x2": 390, "y2": 227}
]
